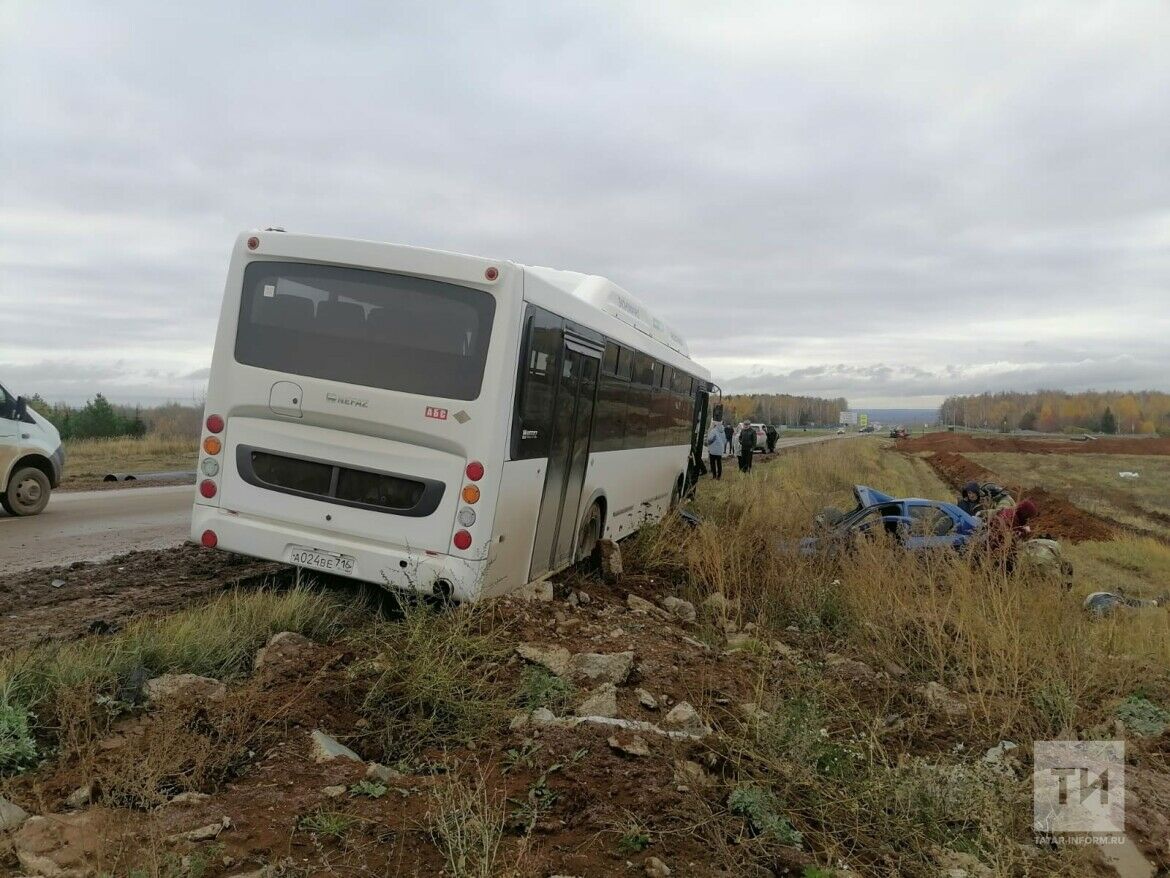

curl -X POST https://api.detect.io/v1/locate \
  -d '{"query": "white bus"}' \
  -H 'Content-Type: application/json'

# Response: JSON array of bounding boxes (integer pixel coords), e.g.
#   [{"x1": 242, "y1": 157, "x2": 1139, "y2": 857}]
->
[{"x1": 192, "y1": 231, "x2": 712, "y2": 602}]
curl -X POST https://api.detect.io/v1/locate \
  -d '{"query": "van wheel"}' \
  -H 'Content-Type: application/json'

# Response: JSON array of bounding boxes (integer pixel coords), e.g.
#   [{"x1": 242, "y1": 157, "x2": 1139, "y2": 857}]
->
[
  {"x1": 3, "y1": 467, "x2": 50, "y2": 516},
  {"x1": 577, "y1": 502, "x2": 602, "y2": 562},
  {"x1": 669, "y1": 478, "x2": 682, "y2": 510}
]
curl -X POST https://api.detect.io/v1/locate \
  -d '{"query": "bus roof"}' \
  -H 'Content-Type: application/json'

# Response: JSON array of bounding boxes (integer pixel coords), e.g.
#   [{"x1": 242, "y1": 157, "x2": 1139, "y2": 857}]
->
[{"x1": 522, "y1": 265, "x2": 692, "y2": 359}]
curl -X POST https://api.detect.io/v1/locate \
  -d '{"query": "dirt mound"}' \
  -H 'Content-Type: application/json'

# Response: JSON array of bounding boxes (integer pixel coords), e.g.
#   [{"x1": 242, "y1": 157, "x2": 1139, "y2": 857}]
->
[
  {"x1": 0, "y1": 545, "x2": 285, "y2": 652},
  {"x1": 925, "y1": 452, "x2": 1115, "y2": 543},
  {"x1": 898, "y1": 433, "x2": 1170, "y2": 456}
]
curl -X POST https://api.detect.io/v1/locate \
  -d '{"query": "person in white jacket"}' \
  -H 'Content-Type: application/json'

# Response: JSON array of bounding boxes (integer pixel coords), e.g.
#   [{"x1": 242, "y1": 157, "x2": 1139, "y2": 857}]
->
[{"x1": 705, "y1": 422, "x2": 727, "y2": 480}]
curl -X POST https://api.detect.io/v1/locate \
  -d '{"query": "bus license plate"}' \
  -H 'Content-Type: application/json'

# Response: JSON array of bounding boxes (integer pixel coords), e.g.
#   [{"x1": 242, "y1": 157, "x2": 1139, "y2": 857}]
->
[{"x1": 286, "y1": 546, "x2": 356, "y2": 576}]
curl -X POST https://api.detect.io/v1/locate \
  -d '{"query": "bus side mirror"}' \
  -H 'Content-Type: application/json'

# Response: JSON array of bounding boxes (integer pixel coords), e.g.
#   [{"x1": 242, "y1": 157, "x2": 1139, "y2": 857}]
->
[
  {"x1": 15, "y1": 396, "x2": 30, "y2": 421},
  {"x1": 712, "y1": 403, "x2": 723, "y2": 422}
]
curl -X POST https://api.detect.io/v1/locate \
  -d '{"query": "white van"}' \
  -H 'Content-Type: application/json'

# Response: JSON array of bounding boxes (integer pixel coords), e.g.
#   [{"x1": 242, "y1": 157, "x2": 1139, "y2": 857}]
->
[{"x1": 0, "y1": 385, "x2": 64, "y2": 516}]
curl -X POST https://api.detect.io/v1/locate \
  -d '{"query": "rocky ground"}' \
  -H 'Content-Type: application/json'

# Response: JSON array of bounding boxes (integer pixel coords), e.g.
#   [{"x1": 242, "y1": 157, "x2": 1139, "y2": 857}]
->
[{"x1": 3, "y1": 544, "x2": 1168, "y2": 877}]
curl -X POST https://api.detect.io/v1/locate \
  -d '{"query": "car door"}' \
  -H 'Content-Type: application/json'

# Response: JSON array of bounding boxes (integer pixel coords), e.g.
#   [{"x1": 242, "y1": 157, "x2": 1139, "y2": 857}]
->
[{"x1": 905, "y1": 503, "x2": 962, "y2": 550}]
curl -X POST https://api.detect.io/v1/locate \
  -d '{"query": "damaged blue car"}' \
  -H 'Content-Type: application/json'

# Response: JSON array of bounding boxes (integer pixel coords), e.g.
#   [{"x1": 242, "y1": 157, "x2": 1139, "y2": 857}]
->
[{"x1": 800, "y1": 485, "x2": 982, "y2": 555}]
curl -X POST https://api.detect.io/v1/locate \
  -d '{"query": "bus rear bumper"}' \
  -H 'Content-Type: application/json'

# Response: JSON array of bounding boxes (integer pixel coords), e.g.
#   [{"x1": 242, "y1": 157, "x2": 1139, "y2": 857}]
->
[{"x1": 191, "y1": 505, "x2": 487, "y2": 602}]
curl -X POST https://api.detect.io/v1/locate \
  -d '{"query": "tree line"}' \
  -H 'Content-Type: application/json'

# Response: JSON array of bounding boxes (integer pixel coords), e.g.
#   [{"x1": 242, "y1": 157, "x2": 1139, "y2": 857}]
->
[
  {"x1": 719, "y1": 393, "x2": 849, "y2": 427},
  {"x1": 937, "y1": 390, "x2": 1170, "y2": 435},
  {"x1": 24, "y1": 395, "x2": 203, "y2": 441}
]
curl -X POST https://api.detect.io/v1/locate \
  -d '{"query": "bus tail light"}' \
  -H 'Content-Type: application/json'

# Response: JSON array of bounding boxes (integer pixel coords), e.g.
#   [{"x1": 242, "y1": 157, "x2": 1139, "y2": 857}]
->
[
  {"x1": 206, "y1": 414, "x2": 224, "y2": 434},
  {"x1": 453, "y1": 530, "x2": 472, "y2": 550},
  {"x1": 461, "y1": 485, "x2": 481, "y2": 504},
  {"x1": 199, "y1": 479, "x2": 217, "y2": 499},
  {"x1": 202, "y1": 436, "x2": 222, "y2": 455},
  {"x1": 457, "y1": 507, "x2": 476, "y2": 527},
  {"x1": 465, "y1": 461, "x2": 484, "y2": 481},
  {"x1": 201, "y1": 529, "x2": 218, "y2": 548}
]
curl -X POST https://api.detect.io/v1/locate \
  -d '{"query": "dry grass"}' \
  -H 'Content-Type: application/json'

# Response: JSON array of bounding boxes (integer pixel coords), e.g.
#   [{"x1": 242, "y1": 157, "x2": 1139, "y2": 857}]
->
[
  {"x1": 427, "y1": 762, "x2": 515, "y2": 878},
  {"x1": 62, "y1": 434, "x2": 197, "y2": 483},
  {"x1": 624, "y1": 440, "x2": 1169, "y2": 874}
]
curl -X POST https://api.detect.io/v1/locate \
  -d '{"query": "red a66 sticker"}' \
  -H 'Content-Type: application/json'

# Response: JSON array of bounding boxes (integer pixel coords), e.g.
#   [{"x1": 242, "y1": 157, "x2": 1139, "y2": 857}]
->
[{"x1": 425, "y1": 406, "x2": 448, "y2": 420}]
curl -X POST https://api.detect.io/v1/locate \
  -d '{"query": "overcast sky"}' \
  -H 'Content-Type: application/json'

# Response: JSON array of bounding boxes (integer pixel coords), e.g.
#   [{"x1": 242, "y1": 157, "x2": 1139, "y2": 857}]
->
[{"x1": 2, "y1": 1, "x2": 1167, "y2": 408}]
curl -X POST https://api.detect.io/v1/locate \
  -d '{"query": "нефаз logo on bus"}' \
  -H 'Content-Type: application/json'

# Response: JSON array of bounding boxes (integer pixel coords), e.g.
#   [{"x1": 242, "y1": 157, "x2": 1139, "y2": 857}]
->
[{"x1": 325, "y1": 392, "x2": 369, "y2": 408}]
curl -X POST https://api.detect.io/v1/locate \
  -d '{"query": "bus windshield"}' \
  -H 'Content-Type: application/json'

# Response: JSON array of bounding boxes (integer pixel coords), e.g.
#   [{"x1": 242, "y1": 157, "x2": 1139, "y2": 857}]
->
[{"x1": 234, "y1": 261, "x2": 496, "y2": 400}]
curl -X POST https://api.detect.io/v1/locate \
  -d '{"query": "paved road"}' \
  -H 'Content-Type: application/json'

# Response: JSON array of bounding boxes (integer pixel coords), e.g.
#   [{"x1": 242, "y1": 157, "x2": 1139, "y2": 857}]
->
[
  {"x1": 0, "y1": 485, "x2": 193, "y2": 573},
  {"x1": 0, "y1": 433, "x2": 855, "y2": 574}
]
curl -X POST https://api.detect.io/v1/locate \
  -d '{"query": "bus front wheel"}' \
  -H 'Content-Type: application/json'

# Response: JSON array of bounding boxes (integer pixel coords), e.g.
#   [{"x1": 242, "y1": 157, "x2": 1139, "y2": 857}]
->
[{"x1": 577, "y1": 502, "x2": 602, "y2": 562}]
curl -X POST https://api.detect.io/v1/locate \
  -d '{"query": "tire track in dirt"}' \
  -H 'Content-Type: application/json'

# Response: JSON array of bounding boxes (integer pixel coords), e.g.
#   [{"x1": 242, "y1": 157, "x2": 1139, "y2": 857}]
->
[{"x1": 0, "y1": 544, "x2": 287, "y2": 652}]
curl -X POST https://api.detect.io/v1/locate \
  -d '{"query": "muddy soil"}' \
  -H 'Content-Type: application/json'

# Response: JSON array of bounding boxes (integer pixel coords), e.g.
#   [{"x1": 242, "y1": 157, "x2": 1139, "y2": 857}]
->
[
  {"x1": 898, "y1": 433, "x2": 1170, "y2": 456},
  {"x1": 0, "y1": 545, "x2": 285, "y2": 652},
  {"x1": 924, "y1": 450, "x2": 1116, "y2": 543}
]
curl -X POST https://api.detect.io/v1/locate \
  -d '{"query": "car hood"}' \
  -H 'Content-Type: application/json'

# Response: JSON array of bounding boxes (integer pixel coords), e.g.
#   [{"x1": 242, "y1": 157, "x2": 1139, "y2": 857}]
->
[
  {"x1": 854, "y1": 485, "x2": 895, "y2": 508},
  {"x1": 29, "y1": 408, "x2": 61, "y2": 444}
]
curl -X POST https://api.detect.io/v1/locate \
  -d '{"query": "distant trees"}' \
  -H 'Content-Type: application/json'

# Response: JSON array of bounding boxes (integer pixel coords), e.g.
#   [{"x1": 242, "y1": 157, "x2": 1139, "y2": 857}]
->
[
  {"x1": 938, "y1": 390, "x2": 1170, "y2": 435},
  {"x1": 721, "y1": 394, "x2": 848, "y2": 426},
  {"x1": 20, "y1": 395, "x2": 199, "y2": 441}
]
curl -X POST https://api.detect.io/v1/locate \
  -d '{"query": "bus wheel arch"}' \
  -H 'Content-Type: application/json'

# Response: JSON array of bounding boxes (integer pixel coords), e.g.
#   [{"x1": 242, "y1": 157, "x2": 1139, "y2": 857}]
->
[{"x1": 577, "y1": 492, "x2": 606, "y2": 561}]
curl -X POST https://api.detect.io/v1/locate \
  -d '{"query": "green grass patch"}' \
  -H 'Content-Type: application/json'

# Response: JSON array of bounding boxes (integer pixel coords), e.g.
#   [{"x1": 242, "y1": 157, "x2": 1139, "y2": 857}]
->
[
  {"x1": 0, "y1": 587, "x2": 349, "y2": 772},
  {"x1": 351, "y1": 605, "x2": 510, "y2": 762},
  {"x1": 516, "y1": 665, "x2": 574, "y2": 713}
]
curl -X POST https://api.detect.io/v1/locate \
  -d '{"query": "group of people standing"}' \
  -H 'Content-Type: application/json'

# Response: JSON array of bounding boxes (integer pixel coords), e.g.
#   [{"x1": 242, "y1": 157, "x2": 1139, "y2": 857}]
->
[{"x1": 704, "y1": 421, "x2": 779, "y2": 478}]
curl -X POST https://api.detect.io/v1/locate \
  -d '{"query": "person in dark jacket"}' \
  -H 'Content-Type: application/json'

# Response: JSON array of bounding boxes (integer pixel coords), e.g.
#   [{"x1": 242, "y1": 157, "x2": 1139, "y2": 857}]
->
[
  {"x1": 738, "y1": 421, "x2": 756, "y2": 472},
  {"x1": 723, "y1": 422, "x2": 734, "y2": 451},
  {"x1": 765, "y1": 424, "x2": 779, "y2": 453},
  {"x1": 958, "y1": 481, "x2": 985, "y2": 516}
]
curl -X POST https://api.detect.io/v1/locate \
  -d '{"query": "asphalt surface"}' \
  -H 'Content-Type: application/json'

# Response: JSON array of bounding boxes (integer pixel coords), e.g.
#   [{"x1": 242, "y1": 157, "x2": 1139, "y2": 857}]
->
[
  {"x1": 0, "y1": 484, "x2": 193, "y2": 573},
  {"x1": 0, "y1": 432, "x2": 855, "y2": 574}
]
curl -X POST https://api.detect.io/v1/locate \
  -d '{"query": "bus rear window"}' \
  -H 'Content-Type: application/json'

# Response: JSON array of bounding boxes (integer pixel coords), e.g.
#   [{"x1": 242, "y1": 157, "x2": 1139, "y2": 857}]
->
[{"x1": 235, "y1": 261, "x2": 496, "y2": 400}]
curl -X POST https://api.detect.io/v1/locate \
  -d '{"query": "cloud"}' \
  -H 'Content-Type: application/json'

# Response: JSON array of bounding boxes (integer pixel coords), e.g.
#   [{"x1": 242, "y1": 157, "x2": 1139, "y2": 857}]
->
[{"x1": 1, "y1": 2, "x2": 1167, "y2": 407}]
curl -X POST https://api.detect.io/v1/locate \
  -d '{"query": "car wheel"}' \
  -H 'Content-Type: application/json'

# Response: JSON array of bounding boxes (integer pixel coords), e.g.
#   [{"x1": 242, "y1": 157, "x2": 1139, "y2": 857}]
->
[
  {"x1": 4, "y1": 466, "x2": 51, "y2": 516},
  {"x1": 577, "y1": 502, "x2": 602, "y2": 562}
]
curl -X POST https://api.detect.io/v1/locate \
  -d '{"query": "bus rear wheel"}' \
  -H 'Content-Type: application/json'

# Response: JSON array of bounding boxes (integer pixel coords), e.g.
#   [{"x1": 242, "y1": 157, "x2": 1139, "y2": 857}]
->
[
  {"x1": 3, "y1": 466, "x2": 50, "y2": 516},
  {"x1": 577, "y1": 502, "x2": 602, "y2": 562}
]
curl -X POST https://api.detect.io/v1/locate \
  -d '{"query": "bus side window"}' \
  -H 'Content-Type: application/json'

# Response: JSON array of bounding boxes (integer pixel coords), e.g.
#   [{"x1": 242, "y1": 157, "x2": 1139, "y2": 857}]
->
[
  {"x1": 625, "y1": 352, "x2": 653, "y2": 450},
  {"x1": 651, "y1": 364, "x2": 671, "y2": 447},
  {"x1": 515, "y1": 306, "x2": 563, "y2": 460},
  {"x1": 594, "y1": 341, "x2": 628, "y2": 453}
]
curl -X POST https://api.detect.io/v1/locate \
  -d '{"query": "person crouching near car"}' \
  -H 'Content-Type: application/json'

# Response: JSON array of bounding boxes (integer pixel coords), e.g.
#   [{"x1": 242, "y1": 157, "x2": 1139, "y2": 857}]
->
[
  {"x1": 705, "y1": 421, "x2": 727, "y2": 480},
  {"x1": 738, "y1": 421, "x2": 757, "y2": 472},
  {"x1": 958, "y1": 481, "x2": 987, "y2": 517},
  {"x1": 985, "y1": 499, "x2": 1037, "y2": 574}
]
